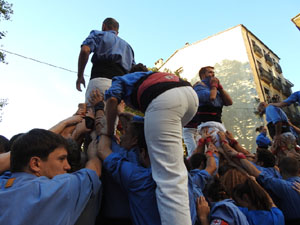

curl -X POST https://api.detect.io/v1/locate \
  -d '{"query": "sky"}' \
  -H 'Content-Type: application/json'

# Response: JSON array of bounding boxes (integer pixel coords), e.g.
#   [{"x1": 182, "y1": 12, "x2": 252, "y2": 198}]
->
[{"x1": 0, "y1": 0, "x2": 300, "y2": 139}]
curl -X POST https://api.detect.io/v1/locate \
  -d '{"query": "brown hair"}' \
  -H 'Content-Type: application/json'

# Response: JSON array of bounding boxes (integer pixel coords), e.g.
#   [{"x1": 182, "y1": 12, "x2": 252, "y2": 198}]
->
[{"x1": 198, "y1": 66, "x2": 214, "y2": 79}]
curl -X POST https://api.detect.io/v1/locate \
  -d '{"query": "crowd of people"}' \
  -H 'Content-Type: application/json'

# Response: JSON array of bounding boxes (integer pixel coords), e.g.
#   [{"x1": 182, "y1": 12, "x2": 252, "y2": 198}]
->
[{"x1": 1, "y1": 17, "x2": 300, "y2": 225}]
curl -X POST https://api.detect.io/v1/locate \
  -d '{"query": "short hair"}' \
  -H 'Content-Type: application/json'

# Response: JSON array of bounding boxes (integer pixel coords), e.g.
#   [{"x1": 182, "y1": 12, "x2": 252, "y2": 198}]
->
[
  {"x1": 255, "y1": 126, "x2": 264, "y2": 133},
  {"x1": 189, "y1": 153, "x2": 207, "y2": 170},
  {"x1": 0, "y1": 135, "x2": 9, "y2": 153},
  {"x1": 278, "y1": 157, "x2": 299, "y2": 176},
  {"x1": 129, "y1": 63, "x2": 148, "y2": 73},
  {"x1": 103, "y1": 17, "x2": 119, "y2": 31},
  {"x1": 10, "y1": 129, "x2": 68, "y2": 172},
  {"x1": 256, "y1": 149, "x2": 275, "y2": 167},
  {"x1": 198, "y1": 66, "x2": 214, "y2": 79}
]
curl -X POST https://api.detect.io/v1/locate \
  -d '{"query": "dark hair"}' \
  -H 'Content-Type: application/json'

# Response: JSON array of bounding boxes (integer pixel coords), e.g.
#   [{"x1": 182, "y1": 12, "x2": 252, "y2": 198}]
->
[
  {"x1": 189, "y1": 153, "x2": 207, "y2": 170},
  {"x1": 103, "y1": 17, "x2": 119, "y2": 31},
  {"x1": 198, "y1": 66, "x2": 214, "y2": 79},
  {"x1": 204, "y1": 177, "x2": 229, "y2": 202},
  {"x1": 0, "y1": 135, "x2": 9, "y2": 153},
  {"x1": 129, "y1": 63, "x2": 148, "y2": 73},
  {"x1": 10, "y1": 129, "x2": 68, "y2": 172},
  {"x1": 232, "y1": 178, "x2": 272, "y2": 211},
  {"x1": 255, "y1": 126, "x2": 264, "y2": 133},
  {"x1": 66, "y1": 138, "x2": 81, "y2": 172},
  {"x1": 8, "y1": 133, "x2": 23, "y2": 151},
  {"x1": 256, "y1": 149, "x2": 275, "y2": 167},
  {"x1": 278, "y1": 157, "x2": 299, "y2": 176}
]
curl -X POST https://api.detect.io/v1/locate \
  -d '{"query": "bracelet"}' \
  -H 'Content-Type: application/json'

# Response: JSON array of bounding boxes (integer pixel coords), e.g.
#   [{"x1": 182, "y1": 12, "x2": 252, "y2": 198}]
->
[
  {"x1": 206, "y1": 137, "x2": 212, "y2": 143},
  {"x1": 205, "y1": 150, "x2": 213, "y2": 157},
  {"x1": 198, "y1": 138, "x2": 206, "y2": 146},
  {"x1": 94, "y1": 101, "x2": 105, "y2": 112},
  {"x1": 218, "y1": 84, "x2": 223, "y2": 90},
  {"x1": 229, "y1": 139, "x2": 238, "y2": 146},
  {"x1": 235, "y1": 152, "x2": 246, "y2": 159},
  {"x1": 221, "y1": 140, "x2": 228, "y2": 145}
]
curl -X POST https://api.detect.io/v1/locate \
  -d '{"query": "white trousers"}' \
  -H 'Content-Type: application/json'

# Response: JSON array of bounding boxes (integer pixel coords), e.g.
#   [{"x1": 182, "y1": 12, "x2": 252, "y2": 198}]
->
[
  {"x1": 144, "y1": 86, "x2": 198, "y2": 225},
  {"x1": 85, "y1": 77, "x2": 112, "y2": 104}
]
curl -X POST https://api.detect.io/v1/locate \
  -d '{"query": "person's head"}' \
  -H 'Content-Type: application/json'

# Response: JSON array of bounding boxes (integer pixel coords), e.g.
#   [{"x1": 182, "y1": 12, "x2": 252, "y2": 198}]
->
[
  {"x1": 257, "y1": 102, "x2": 267, "y2": 116},
  {"x1": 198, "y1": 66, "x2": 214, "y2": 80},
  {"x1": 204, "y1": 177, "x2": 229, "y2": 202},
  {"x1": 278, "y1": 156, "x2": 299, "y2": 178},
  {"x1": 219, "y1": 168, "x2": 248, "y2": 197},
  {"x1": 66, "y1": 138, "x2": 82, "y2": 172},
  {"x1": 0, "y1": 135, "x2": 9, "y2": 154},
  {"x1": 256, "y1": 149, "x2": 275, "y2": 168},
  {"x1": 255, "y1": 126, "x2": 267, "y2": 134},
  {"x1": 10, "y1": 129, "x2": 70, "y2": 178},
  {"x1": 232, "y1": 178, "x2": 272, "y2": 211},
  {"x1": 189, "y1": 153, "x2": 207, "y2": 171},
  {"x1": 129, "y1": 63, "x2": 148, "y2": 73},
  {"x1": 102, "y1": 17, "x2": 119, "y2": 34}
]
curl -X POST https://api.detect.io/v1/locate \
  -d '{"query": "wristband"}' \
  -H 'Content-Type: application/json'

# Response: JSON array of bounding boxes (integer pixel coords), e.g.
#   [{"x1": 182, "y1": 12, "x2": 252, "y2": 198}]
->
[
  {"x1": 229, "y1": 139, "x2": 238, "y2": 146},
  {"x1": 235, "y1": 152, "x2": 246, "y2": 159},
  {"x1": 218, "y1": 84, "x2": 223, "y2": 90},
  {"x1": 198, "y1": 138, "x2": 205, "y2": 146},
  {"x1": 206, "y1": 137, "x2": 212, "y2": 143},
  {"x1": 221, "y1": 140, "x2": 228, "y2": 145},
  {"x1": 94, "y1": 101, "x2": 105, "y2": 112},
  {"x1": 205, "y1": 150, "x2": 213, "y2": 157}
]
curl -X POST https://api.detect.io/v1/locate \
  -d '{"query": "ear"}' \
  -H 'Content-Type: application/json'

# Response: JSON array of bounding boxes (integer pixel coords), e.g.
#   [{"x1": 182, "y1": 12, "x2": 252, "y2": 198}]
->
[{"x1": 28, "y1": 156, "x2": 42, "y2": 176}]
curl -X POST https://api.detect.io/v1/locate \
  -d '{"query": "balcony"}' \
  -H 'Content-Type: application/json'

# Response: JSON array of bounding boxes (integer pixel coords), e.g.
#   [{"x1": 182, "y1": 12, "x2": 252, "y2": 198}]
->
[
  {"x1": 272, "y1": 77, "x2": 282, "y2": 90},
  {"x1": 259, "y1": 67, "x2": 273, "y2": 84},
  {"x1": 253, "y1": 44, "x2": 263, "y2": 58},
  {"x1": 264, "y1": 54, "x2": 273, "y2": 66},
  {"x1": 274, "y1": 62, "x2": 282, "y2": 74},
  {"x1": 282, "y1": 84, "x2": 292, "y2": 97}
]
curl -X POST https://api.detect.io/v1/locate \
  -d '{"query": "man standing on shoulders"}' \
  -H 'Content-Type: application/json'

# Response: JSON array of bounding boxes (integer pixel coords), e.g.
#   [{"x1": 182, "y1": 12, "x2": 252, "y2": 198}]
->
[{"x1": 76, "y1": 17, "x2": 135, "y2": 103}]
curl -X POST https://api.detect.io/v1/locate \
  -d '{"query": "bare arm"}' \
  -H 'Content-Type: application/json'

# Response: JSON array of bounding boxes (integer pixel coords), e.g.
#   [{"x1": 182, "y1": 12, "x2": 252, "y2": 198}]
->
[
  {"x1": 0, "y1": 152, "x2": 10, "y2": 174},
  {"x1": 98, "y1": 135, "x2": 113, "y2": 160},
  {"x1": 49, "y1": 115, "x2": 83, "y2": 135},
  {"x1": 196, "y1": 196, "x2": 210, "y2": 225},
  {"x1": 205, "y1": 145, "x2": 217, "y2": 175},
  {"x1": 106, "y1": 97, "x2": 119, "y2": 136},
  {"x1": 76, "y1": 45, "x2": 90, "y2": 92},
  {"x1": 219, "y1": 88, "x2": 233, "y2": 106},
  {"x1": 85, "y1": 139, "x2": 102, "y2": 177},
  {"x1": 270, "y1": 102, "x2": 288, "y2": 108}
]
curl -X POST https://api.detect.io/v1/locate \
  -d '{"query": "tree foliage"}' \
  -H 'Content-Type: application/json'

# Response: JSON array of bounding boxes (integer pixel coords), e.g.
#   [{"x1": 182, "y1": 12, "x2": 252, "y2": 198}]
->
[
  {"x1": 0, "y1": 0, "x2": 13, "y2": 63},
  {"x1": 0, "y1": 98, "x2": 8, "y2": 123}
]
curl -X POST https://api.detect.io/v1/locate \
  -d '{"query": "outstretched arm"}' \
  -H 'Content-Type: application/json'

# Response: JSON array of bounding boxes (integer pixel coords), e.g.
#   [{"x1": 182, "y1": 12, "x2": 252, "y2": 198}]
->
[
  {"x1": 85, "y1": 138, "x2": 102, "y2": 177},
  {"x1": 76, "y1": 45, "x2": 90, "y2": 92},
  {"x1": 0, "y1": 152, "x2": 10, "y2": 174},
  {"x1": 106, "y1": 97, "x2": 119, "y2": 136}
]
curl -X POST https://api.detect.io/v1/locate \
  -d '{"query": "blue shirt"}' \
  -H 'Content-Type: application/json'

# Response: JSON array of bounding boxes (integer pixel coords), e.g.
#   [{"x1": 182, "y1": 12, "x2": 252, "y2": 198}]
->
[
  {"x1": 100, "y1": 139, "x2": 140, "y2": 219},
  {"x1": 265, "y1": 105, "x2": 288, "y2": 124},
  {"x1": 193, "y1": 77, "x2": 224, "y2": 108},
  {"x1": 257, "y1": 170, "x2": 300, "y2": 220},
  {"x1": 238, "y1": 207, "x2": 284, "y2": 225},
  {"x1": 256, "y1": 132, "x2": 272, "y2": 148},
  {"x1": 188, "y1": 169, "x2": 211, "y2": 225},
  {"x1": 105, "y1": 71, "x2": 154, "y2": 107},
  {"x1": 82, "y1": 30, "x2": 135, "y2": 72},
  {"x1": 0, "y1": 169, "x2": 101, "y2": 225},
  {"x1": 283, "y1": 91, "x2": 300, "y2": 106},
  {"x1": 210, "y1": 199, "x2": 250, "y2": 225},
  {"x1": 103, "y1": 152, "x2": 161, "y2": 225},
  {"x1": 251, "y1": 162, "x2": 281, "y2": 179}
]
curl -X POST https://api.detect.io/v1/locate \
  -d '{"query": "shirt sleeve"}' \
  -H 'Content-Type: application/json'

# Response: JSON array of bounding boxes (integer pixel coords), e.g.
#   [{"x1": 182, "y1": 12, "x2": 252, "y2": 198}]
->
[
  {"x1": 81, "y1": 30, "x2": 103, "y2": 53},
  {"x1": 190, "y1": 169, "x2": 211, "y2": 190},
  {"x1": 256, "y1": 170, "x2": 288, "y2": 198},
  {"x1": 283, "y1": 91, "x2": 300, "y2": 105},
  {"x1": 266, "y1": 106, "x2": 282, "y2": 124}
]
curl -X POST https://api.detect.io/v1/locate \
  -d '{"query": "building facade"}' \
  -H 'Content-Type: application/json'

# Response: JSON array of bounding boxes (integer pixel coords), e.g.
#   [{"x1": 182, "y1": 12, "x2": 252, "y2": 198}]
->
[{"x1": 157, "y1": 24, "x2": 298, "y2": 151}]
